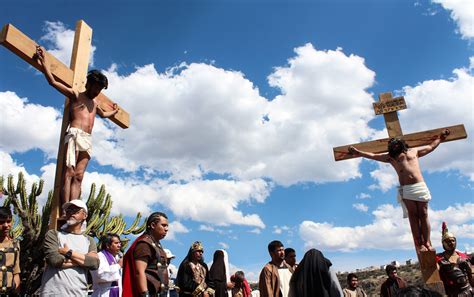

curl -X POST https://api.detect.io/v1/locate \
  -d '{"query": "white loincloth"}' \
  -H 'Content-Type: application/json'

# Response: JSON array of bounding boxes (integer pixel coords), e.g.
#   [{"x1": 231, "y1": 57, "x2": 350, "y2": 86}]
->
[
  {"x1": 64, "y1": 127, "x2": 92, "y2": 168},
  {"x1": 397, "y1": 182, "x2": 431, "y2": 218}
]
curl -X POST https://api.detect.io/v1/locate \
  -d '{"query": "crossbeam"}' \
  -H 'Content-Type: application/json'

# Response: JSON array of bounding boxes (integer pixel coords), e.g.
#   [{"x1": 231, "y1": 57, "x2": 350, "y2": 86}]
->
[{"x1": 0, "y1": 23, "x2": 130, "y2": 129}]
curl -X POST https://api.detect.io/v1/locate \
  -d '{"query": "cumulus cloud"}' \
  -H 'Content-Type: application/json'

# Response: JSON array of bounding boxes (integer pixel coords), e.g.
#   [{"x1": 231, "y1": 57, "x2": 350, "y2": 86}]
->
[
  {"x1": 299, "y1": 203, "x2": 473, "y2": 252},
  {"x1": 0, "y1": 91, "x2": 61, "y2": 156},
  {"x1": 165, "y1": 221, "x2": 190, "y2": 241},
  {"x1": 353, "y1": 203, "x2": 369, "y2": 212},
  {"x1": 356, "y1": 193, "x2": 371, "y2": 199},
  {"x1": 432, "y1": 0, "x2": 474, "y2": 39},
  {"x1": 41, "y1": 21, "x2": 97, "y2": 66}
]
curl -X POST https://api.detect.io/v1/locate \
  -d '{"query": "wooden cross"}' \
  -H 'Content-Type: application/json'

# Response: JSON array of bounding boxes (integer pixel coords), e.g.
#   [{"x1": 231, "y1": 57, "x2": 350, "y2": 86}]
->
[
  {"x1": 333, "y1": 92, "x2": 467, "y2": 161},
  {"x1": 333, "y1": 92, "x2": 467, "y2": 292},
  {"x1": 1, "y1": 20, "x2": 130, "y2": 230}
]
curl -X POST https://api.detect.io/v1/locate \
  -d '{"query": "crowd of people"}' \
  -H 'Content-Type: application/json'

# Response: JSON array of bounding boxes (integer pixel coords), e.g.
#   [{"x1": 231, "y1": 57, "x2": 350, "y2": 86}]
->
[{"x1": 0, "y1": 201, "x2": 473, "y2": 297}]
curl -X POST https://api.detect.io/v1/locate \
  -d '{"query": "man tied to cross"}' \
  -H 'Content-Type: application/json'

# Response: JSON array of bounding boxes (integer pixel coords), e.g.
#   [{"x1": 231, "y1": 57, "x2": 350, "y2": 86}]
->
[
  {"x1": 34, "y1": 46, "x2": 119, "y2": 205},
  {"x1": 349, "y1": 129, "x2": 450, "y2": 252}
]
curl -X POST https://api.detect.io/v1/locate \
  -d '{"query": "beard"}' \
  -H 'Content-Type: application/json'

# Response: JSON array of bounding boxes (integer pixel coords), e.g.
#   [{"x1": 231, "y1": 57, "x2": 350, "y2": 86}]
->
[{"x1": 67, "y1": 218, "x2": 81, "y2": 226}]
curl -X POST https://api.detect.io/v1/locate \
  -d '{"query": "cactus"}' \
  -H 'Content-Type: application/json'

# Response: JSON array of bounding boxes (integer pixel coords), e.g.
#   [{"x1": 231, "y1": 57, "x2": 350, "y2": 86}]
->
[{"x1": 1, "y1": 172, "x2": 147, "y2": 295}]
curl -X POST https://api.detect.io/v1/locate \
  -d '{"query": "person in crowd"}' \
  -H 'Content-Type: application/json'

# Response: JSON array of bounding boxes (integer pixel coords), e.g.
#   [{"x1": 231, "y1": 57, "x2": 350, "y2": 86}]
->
[
  {"x1": 258, "y1": 240, "x2": 292, "y2": 297},
  {"x1": 123, "y1": 212, "x2": 170, "y2": 297},
  {"x1": 40, "y1": 199, "x2": 100, "y2": 296},
  {"x1": 176, "y1": 241, "x2": 214, "y2": 297},
  {"x1": 343, "y1": 273, "x2": 367, "y2": 297},
  {"x1": 209, "y1": 250, "x2": 233, "y2": 297},
  {"x1": 0, "y1": 207, "x2": 20, "y2": 296},
  {"x1": 436, "y1": 222, "x2": 473, "y2": 296},
  {"x1": 230, "y1": 271, "x2": 251, "y2": 297},
  {"x1": 288, "y1": 248, "x2": 342, "y2": 297},
  {"x1": 395, "y1": 286, "x2": 443, "y2": 297},
  {"x1": 284, "y1": 248, "x2": 297, "y2": 273},
  {"x1": 380, "y1": 264, "x2": 407, "y2": 297},
  {"x1": 164, "y1": 249, "x2": 179, "y2": 297},
  {"x1": 91, "y1": 233, "x2": 123, "y2": 296}
]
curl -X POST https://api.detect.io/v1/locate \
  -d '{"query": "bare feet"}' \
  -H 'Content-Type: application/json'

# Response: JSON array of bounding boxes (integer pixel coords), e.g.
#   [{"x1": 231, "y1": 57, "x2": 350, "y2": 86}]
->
[
  {"x1": 424, "y1": 243, "x2": 435, "y2": 252},
  {"x1": 419, "y1": 245, "x2": 428, "y2": 252}
]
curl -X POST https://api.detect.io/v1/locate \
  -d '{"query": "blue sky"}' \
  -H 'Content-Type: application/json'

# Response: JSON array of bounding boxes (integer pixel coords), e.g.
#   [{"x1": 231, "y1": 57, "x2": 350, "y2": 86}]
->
[{"x1": 1, "y1": 0, "x2": 473, "y2": 280}]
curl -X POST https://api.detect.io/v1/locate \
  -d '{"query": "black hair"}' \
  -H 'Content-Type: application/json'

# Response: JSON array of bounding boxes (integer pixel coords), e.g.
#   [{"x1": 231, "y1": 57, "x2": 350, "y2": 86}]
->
[
  {"x1": 100, "y1": 233, "x2": 120, "y2": 250},
  {"x1": 385, "y1": 264, "x2": 397, "y2": 275},
  {"x1": 395, "y1": 286, "x2": 442, "y2": 297},
  {"x1": 285, "y1": 247, "x2": 295, "y2": 256},
  {"x1": 388, "y1": 138, "x2": 408, "y2": 158},
  {"x1": 268, "y1": 240, "x2": 284, "y2": 253},
  {"x1": 0, "y1": 207, "x2": 12, "y2": 220},
  {"x1": 234, "y1": 271, "x2": 245, "y2": 283},
  {"x1": 347, "y1": 273, "x2": 358, "y2": 282},
  {"x1": 87, "y1": 69, "x2": 108, "y2": 89},
  {"x1": 146, "y1": 211, "x2": 168, "y2": 232}
]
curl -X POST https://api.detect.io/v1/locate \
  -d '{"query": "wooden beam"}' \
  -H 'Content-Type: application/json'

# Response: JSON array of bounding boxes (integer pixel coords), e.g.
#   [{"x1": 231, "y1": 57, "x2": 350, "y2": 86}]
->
[
  {"x1": 379, "y1": 92, "x2": 403, "y2": 138},
  {"x1": 333, "y1": 124, "x2": 467, "y2": 161},
  {"x1": 49, "y1": 20, "x2": 94, "y2": 230},
  {"x1": 0, "y1": 23, "x2": 130, "y2": 129},
  {"x1": 373, "y1": 96, "x2": 406, "y2": 115}
]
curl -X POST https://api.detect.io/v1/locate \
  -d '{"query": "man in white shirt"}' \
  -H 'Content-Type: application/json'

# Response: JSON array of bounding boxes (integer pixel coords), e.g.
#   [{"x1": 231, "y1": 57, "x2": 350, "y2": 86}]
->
[
  {"x1": 91, "y1": 233, "x2": 123, "y2": 297},
  {"x1": 164, "y1": 249, "x2": 178, "y2": 297}
]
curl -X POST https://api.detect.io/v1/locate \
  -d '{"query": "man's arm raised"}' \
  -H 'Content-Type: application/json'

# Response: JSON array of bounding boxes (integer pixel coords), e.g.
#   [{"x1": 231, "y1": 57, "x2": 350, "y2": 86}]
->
[
  {"x1": 35, "y1": 46, "x2": 77, "y2": 100},
  {"x1": 348, "y1": 146, "x2": 391, "y2": 163},
  {"x1": 417, "y1": 129, "x2": 450, "y2": 158}
]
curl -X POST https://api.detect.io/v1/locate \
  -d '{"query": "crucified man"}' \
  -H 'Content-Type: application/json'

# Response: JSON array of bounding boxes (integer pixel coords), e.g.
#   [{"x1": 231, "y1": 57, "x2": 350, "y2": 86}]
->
[
  {"x1": 349, "y1": 129, "x2": 450, "y2": 252},
  {"x1": 35, "y1": 46, "x2": 119, "y2": 205}
]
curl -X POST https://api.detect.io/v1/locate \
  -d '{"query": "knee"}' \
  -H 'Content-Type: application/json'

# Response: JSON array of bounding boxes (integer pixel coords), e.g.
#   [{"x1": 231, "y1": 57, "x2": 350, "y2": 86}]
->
[
  {"x1": 64, "y1": 168, "x2": 75, "y2": 179},
  {"x1": 74, "y1": 171, "x2": 84, "y2": 183},
  {"x1": 419, "y1": 206, "x2": 429, "y2": 218}
]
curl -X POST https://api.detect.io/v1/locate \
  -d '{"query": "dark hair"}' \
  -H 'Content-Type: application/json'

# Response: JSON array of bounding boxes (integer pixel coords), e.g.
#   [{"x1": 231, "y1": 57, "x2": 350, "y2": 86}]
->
[
  {"x1": 388, "y1": 138, "x2": 408, "y2": 158},
  {"x1": 100, "y1": 233, "x2": 120, "y2": 250},
  {"x1": 234, "y1": 270, "x2": 245, "y2": 283},
  {"x1": 87, "y1": 69, "x2": 108, "y2": 89},
  {"x1": 268, "y1": 240, "x2": 284, "y2": 253},
  {"x1": 385, "y1": 264, "x2": 397, "y2": 275},
  {"x1": 347, "y1": 273, "x2": 358, "y2": 282},
  {"x1": 0, "y1": 207, "x2": 12, "y2": 220},
  {"x1": 395, "y1": 286, "x2": 442, "y2": 297},
  {"x1": 285, "y1": 247, "x2": 295, "y2": 256},
  {"x1": 146, "y1": 212, "x2": 168, "y2": 232}
]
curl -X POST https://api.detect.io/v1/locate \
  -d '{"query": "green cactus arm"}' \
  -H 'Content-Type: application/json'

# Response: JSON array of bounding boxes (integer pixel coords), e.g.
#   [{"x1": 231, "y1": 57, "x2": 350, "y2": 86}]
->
[{"x1": 123, "y1": 212, "x2": 142, "y2": 235}]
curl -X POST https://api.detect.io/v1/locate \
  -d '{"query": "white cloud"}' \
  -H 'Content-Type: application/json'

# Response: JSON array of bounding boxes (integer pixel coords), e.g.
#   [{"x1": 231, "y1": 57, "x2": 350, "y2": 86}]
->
[
  {"x1": 41, "y1": 21, "x2": 97, "y2": 66},
  {"x1": 368, "y1": 164, "x2": 398, "y2": 192},
  {"x1": 432, "y1": 0, "x2": 474, "y2": 39},
  {"x1": 299, "y1": 203, "x2": 473, "y2": 252},
  {"x1": 164, "y1": 221, "x2": 189, "y2": 241},
  {"x1": 98, "y1": 43, "x2": 378, "y2": 186},
  {"x1": 353, "y1": 203, "x2": 369, "y2": 212},
  {"x1": 356, "y1": 193, "x2": 371, "y2": 199},
  {"x1": 218, "y1": 242, "x2": 230, "y2": 249},
  {"x1": 249, "y1": 228, "x2": 262, "y2": 234},
  {"x1": 0, "y1": 91, "x2": 61, "y2": 157}
]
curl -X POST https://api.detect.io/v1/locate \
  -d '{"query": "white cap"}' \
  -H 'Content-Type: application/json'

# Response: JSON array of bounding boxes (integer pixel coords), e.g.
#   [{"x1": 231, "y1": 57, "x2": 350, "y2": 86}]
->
[
  {"x1": 62, "y1": 199, "x2": 88, "y2": 214},
  {"x1": 164, "y1": 248, "x2": 175, "y2": 259}
]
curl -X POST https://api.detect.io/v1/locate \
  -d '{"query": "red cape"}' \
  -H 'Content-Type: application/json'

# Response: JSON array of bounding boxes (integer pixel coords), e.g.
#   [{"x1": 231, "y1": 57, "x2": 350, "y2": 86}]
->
[
  {"x1": 435, "y1": 250, "x2": 469, "y2": 262},
  {"x1": 122, "y1": 234, "x2": 146, "y2": 297}
]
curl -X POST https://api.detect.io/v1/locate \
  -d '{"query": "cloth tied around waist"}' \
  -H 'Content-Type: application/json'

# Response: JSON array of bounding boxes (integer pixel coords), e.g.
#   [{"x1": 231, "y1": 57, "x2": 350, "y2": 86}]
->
[
  {"x1": 397, "y1": 182, "x2": 431, "y2": 218},
  {"x1": 64, "y1": 127, "x2": 92, "y2": 168}
]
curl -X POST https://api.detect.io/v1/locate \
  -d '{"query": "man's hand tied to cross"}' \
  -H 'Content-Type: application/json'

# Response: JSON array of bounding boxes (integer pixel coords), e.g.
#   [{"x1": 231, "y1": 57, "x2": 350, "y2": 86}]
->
[
  {"x1": 348, "y1": 129, "x2": 450, "y2": 252},
  {"x1": 34, "y1": 46, "x2": 119, "y2": 206}
]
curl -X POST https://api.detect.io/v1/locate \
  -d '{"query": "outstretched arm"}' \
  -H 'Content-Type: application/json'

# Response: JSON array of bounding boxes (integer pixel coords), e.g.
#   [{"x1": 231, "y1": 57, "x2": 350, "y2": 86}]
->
[
  {"x1": 97, "y1": 103, "x2": 119, "y2": 118},
  {"x1": 348, "y1": 146, "x2": 391, "y2": 163},
  {"x1": 34, "y1": 46, "x2": 77, "y2": 100},
  {"x1": 417, "y1": 129, "x2": 450, "y2": 157}
]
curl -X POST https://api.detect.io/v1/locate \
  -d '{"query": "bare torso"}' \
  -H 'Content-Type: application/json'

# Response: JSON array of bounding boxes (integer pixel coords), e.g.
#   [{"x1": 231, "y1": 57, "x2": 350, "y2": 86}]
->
[
  {"x1": 389, "y1": 148, "x2": 424, "y2": 186},
  {"x1": 69, "y1": 91, "x2": 98, "y2": 134}
]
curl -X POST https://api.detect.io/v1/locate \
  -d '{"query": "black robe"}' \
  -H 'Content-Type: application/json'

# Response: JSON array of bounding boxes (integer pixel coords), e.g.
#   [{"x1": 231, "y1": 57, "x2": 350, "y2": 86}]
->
[{"x1": 209, "y1": 250, "x2": 228, "y2": 297}]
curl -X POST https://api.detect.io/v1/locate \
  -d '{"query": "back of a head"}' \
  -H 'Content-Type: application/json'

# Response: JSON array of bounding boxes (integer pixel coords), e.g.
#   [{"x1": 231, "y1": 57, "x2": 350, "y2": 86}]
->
[
  {"x1": 268, "y1": 240, "x2": 283, "y2": 253},
  {"x1": 285, "y1": 247, "x2": 295, "y2": 255},
  {"x1": 395, "y1": 286, "x2": 442, "y2": 297}
]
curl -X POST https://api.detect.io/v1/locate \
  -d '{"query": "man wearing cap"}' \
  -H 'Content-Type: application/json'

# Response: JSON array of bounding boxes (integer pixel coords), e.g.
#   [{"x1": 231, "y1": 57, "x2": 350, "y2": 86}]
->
[
  {"x1": 436, "y1": 222, "x2": 473, "y2": 296},
  {"x1": 176, "y1": 241, "x2": 215, "y2": 297},
  {"x1": 40, "y1": 199, "x2": 100, "y2": 296},
  {"x1": 123, "y1": 212, "x2": 170, "y2": 297},
  {"x1": 164, "y1": 249, "x2": 178, "y2": 297}
]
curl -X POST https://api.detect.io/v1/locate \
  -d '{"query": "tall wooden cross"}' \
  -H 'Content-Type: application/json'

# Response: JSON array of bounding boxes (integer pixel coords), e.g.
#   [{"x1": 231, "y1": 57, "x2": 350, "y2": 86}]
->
[
  {"x1": 0, "y1": 20, "x2": 130, "y2": 230},
  {"x1": 333, "y1": 92, "x2": 467, "y2": 292}
]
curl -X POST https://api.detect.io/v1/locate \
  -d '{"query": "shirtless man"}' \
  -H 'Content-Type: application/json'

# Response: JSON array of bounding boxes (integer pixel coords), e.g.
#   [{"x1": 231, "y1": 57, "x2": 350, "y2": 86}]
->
[
  {"x1": 35, "y1": 46, "x2": 119, "y2": 205},
  {"x1": 348, "y1": 129, "x2": 450, "y2": 252}
]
